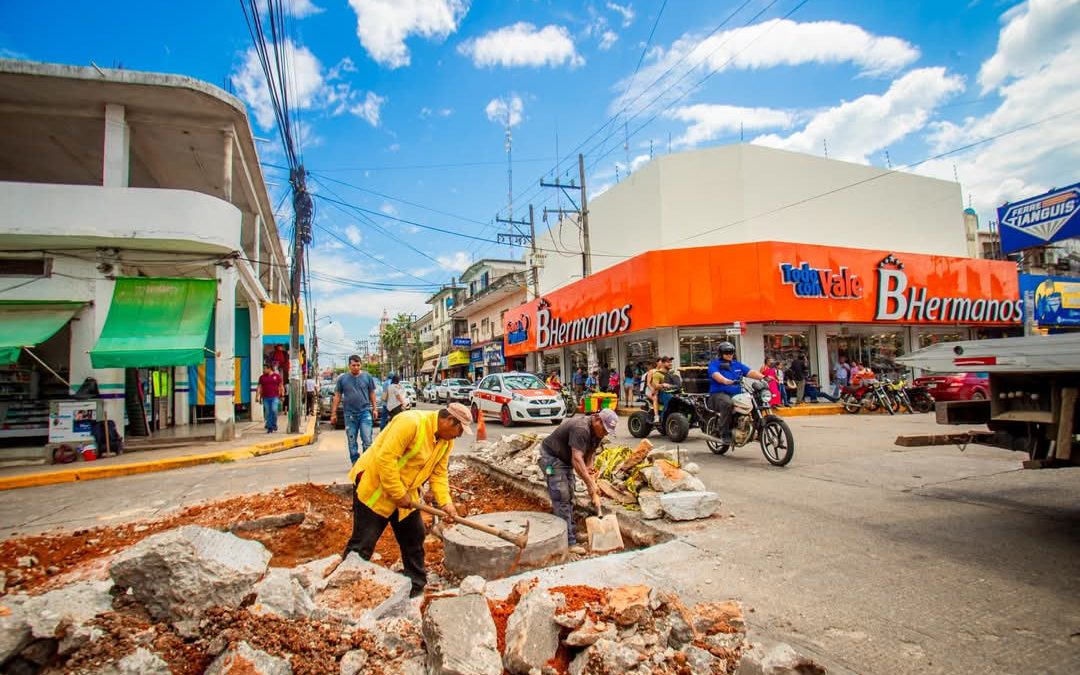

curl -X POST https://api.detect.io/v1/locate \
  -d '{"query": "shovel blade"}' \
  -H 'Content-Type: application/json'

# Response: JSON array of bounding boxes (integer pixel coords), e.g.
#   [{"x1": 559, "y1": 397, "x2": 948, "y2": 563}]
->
[{"x1": 585, "y1": 514, "x2": 625, "y2": 553}]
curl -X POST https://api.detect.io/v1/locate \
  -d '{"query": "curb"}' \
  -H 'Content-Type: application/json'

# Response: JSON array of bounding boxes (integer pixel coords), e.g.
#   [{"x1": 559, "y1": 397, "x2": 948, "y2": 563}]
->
[
  {"x1": 774, "y1": 404, "x2": 844, "y2": 417},
  {"x1": 0, "y1": 416, "x2": 318, "y2": 491}
]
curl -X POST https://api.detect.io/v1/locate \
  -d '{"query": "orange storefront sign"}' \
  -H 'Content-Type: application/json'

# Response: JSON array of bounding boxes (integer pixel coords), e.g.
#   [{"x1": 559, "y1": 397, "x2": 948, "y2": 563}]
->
[{"x1": 503, "y1": 241, "x2": 1021, "y2": 357}]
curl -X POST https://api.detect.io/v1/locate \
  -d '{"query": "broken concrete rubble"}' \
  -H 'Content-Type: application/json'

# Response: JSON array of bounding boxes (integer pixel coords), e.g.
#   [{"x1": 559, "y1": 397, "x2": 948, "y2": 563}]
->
[
  {"x1": 92, "y1": 647, "x2": 171, "y2": 675},
  {"x1": 636, "y1": 489, "x2": 663, "y2": 519},
  {"x1": 108, "y1": 525, "x2": 270, "y2": 631},
  {"x1": 644, "y1": 460, "x2": 707, "y2": 494},
  {"x1": 503, "y1": 587, "x2": 561, "y2": 674},
  {"x1": 564, "y1": 616, "x2": 617, "y2": 647},
  {"x1": 0, "y1": 597, "x2": 32, "y2": 663},
  {"x1": 458, "y1": 574, "x2": 486, "y2": 595},
  {"x1": 735, "y1": 640, "x2": 828, "y2": 675},
  {"x1": 204, "y1": 640, "x2": 292, "y2": 675},
  {"x1": 314, "y1": 552, "x2": 411, "y2": 626},
  {"x1": 606, "y1": 584, "x2": 651, "y2": 626},
  {"x1": 422, "y1": 594, "x2": 503, "y2": 675},
  {"x1": 21, "y1": 580, "x2": 114, "y2": 654},
  {"x1": 659, "y1": 490, "x2": 721, "y2": 521},
  {"x1": 338, "y1": 648, "x2": 368, "y2": 675},
  {"x1": 249, "y1": 568, "x2": 316, "y2": 620}
]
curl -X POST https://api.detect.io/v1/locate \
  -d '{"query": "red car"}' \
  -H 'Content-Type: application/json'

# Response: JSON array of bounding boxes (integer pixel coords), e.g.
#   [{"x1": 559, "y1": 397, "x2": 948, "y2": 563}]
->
[{"x1": 913, "y1": 372, "x2": 989, "y2": 402}]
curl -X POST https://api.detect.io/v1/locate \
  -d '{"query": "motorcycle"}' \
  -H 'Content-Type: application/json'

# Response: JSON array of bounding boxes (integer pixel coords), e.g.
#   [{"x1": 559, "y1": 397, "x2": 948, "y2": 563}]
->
[
  {"x1": 883, "y1": 377, "x2": 915, "y2": 414},
  {"x1": 903, "y1": 380, "x2": 935, "y2": 413},
  {"x1": 627, "y1": 388, "x2": 700, "y2": 443},
  {"x1": 698, "y1": 379, "x2": 794, "y2": 467},
  {"x1": 840, "y1": 379, "x2": 897, "y2": 414}
]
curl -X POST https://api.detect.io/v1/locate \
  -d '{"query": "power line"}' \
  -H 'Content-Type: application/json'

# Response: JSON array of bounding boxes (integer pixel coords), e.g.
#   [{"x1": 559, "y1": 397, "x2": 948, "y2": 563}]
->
[
  {"x1": 286, "y1": 157, "x2": 554, "y2": 173},
  {"x1": 308, "y1": 171, "x2": 492, "y2": 228}
]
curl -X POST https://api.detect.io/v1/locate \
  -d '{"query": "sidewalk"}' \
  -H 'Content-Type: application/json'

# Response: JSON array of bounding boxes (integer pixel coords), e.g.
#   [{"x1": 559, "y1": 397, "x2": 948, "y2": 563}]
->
[
  {"x1": 615, "y1": 401, "x2": 844, "y2": 416},
  {"x1": 0, "y1": 414, "x2": 318, "y2": 491}
]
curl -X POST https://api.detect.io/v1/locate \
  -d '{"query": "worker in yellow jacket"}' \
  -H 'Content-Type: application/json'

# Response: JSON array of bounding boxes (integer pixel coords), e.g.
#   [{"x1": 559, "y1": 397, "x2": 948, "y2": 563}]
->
[{"x1": 345, "y1": 402, "x2": 472, "y2": 596}]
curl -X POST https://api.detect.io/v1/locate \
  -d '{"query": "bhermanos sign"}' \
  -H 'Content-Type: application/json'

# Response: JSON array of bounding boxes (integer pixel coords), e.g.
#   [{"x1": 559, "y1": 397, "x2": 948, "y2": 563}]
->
[
  {"x1": 874, "y1": 255, "x2": 1022, "y2": 322},
  {"x1": 536, "y1": 298, "x2": 632, "y2": 349}
]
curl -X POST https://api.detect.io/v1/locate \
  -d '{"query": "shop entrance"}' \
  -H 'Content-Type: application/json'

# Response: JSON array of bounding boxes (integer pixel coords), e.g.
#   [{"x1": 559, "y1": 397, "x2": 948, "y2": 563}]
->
[
  {"x1": 762, "y1": 329, "x2": 810, "y2": 371},
  {"x1": 826, "y1": 329, "x2": 907, "y2": 379}
]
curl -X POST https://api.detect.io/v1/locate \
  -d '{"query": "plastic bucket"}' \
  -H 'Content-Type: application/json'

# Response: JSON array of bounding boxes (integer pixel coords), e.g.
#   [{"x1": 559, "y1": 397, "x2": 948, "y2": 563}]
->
[{"x1": 81, "y1": 443, "x2": 98, "y2": 461}]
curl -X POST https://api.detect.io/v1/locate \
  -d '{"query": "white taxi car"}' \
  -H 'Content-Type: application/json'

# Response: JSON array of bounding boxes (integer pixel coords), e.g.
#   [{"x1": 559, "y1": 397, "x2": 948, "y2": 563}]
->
[{"x1": 470, "y1": 372, "x2": 565, "y2": 427}]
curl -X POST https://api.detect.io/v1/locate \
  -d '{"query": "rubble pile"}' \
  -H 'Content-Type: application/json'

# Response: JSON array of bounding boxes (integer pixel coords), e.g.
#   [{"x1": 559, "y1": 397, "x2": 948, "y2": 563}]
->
[
  {"x1": 422, "y1": 575, "x2": 825, "y2": 675},
  {"x1": 474, "y1": 434, "x2": 721, "y2": 522}
]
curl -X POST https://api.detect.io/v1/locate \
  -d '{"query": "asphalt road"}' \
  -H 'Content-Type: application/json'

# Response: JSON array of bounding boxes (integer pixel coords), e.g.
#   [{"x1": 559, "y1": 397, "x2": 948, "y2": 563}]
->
[{"x1": 1, "y1": 406, "x2": 1077, "y2": 674}]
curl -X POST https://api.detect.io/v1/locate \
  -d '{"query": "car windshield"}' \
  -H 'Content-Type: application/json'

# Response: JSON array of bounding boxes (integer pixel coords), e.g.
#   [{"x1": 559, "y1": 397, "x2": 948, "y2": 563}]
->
[
  {"x1": 503, "y1": 375, "x2": 546, "y2": 390},
  {"x1": 402, "y1": 383, "x2": 415, "y2": 391},
  {"x1": 445, "y1": 379, "x2": 470, "y2": 386}
]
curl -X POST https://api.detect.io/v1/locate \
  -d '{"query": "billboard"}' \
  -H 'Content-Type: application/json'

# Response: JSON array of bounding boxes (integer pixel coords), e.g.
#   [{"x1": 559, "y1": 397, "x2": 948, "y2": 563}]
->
[
  {"x1": 1020, "y1": 274, "x2": 1080, "y2": 327},
  {"x1": 997, "y1": 183, "x2": 1080, "y2": 254}
]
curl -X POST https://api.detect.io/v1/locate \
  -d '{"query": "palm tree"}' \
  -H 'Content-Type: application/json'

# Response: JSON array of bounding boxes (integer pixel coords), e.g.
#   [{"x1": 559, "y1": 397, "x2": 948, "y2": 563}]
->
[{"x1": 381, "y1": 313, "x2": 417, "y2": 376}]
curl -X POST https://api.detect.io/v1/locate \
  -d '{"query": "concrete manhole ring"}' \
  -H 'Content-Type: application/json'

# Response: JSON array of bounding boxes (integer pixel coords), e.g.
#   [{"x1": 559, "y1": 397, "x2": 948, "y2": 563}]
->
[{"x1": 442, "y1": 511, "x2": 568, "y2": 579}]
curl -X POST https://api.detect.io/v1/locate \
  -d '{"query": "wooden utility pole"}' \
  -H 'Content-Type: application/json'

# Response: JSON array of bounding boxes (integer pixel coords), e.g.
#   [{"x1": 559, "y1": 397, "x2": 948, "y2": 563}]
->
[
  {"x1": 288, "y1": 167, "x2": 312, "y2": 434},
  {"x1": 528, "y1": 204, "x2": 540, "y2": 300},
  {"x1": 578, "y1": 153, "x2": 591, "y2": 278}
]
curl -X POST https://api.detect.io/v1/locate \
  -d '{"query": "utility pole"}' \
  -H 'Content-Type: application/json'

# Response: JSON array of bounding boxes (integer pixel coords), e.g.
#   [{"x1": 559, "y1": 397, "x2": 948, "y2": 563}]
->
[
  {"x1": 540, "y1": 152, "x2": 592, "y2": 279},
  {"x1": 288, "y1": 166, "x2": 312, "y2": 434}
]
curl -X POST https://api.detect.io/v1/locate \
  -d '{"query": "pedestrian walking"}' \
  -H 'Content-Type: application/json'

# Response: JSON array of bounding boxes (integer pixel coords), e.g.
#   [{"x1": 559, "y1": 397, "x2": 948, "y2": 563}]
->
[
  {"x1": 538, "y1": 409, "x2": 618, "y2": 554},
  {"x1": 304, "y1": 375, "x2": 317, "y2": 416},
  {"x1": 385, "y1": 375, "x2": 407, "y2": 421},
  {"x1": 572, "y1": 367, "x2": 585, "y2": 396},
  {"x1": 331, "y1": 355, "x2": 379, "y2": 464},
  {"x1": 776, "y1": 362, "x2": 791, "y2": 406},
  {"x1": 623, "y1": 364, "x2": 634, "y2": 406},
  {"x1": 345, "y1": 403, "x2": 471, "y2": 597},
  {"x1": 832, "y1": 354, "x2": 852, "y2": 398},
  {"x1": 255, "y1": 363, "x2": 283, "y2": 433}
]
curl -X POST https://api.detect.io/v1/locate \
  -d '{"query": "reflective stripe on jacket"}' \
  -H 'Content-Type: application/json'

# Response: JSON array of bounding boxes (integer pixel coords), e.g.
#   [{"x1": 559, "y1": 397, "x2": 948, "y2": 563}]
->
[{"x1": 348, "y1": 409, "x2": 454, "y2": 519}]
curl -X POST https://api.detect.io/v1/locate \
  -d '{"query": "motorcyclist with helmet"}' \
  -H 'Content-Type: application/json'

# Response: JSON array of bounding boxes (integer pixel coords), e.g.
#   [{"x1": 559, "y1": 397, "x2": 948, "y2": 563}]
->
[{"x1": 708, "y1": 341, "x2": 765, "y2": 444}]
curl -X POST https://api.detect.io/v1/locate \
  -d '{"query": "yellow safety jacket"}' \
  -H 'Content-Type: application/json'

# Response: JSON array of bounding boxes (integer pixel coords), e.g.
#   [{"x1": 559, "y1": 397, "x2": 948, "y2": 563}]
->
[{"x1": 348, "y1": 409, "x2": 454, "y2": 519}]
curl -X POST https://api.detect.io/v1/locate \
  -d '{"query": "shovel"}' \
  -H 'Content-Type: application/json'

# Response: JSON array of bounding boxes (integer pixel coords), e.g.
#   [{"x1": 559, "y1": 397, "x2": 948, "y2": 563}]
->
[{"x1": 585, "y1": 504, "x2": 625, "y2": 554}]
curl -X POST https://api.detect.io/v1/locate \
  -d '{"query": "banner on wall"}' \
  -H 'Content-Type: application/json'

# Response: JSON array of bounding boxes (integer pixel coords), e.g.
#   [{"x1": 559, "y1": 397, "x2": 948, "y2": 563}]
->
[
  {"x1": 1020, "y1": 273, "x2": 1080, "y2": 327},
  {"x1": 49, "y1": 400, "x2": 100, "y2": 443}
]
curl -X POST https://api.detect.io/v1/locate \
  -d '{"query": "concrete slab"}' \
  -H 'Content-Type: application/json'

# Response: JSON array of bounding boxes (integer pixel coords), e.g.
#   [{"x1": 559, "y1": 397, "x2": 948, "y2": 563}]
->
[{"x1": 442, "y1": 511, "x2": 567, "y2": 578}]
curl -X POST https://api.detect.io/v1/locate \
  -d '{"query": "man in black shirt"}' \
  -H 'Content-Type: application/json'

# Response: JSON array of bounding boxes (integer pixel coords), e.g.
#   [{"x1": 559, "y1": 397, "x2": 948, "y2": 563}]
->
[{"x1": 538, "y1": 408, "x2": 619, "y2": 554}]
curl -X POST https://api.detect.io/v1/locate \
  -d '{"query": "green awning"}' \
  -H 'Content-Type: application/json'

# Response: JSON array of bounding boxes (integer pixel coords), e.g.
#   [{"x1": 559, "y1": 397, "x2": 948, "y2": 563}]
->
[
  {"x1": 0, "y1": 301, "x2": 85, "y2": 365},
  {"x1": 90, "y1": 277, "x2": 217, "y2": 369}
]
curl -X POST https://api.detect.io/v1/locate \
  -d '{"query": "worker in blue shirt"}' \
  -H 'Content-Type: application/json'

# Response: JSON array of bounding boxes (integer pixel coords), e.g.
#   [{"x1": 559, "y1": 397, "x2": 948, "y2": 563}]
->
[{"x1": 707, "y1": 341, "x2": 764, "y2": 444}]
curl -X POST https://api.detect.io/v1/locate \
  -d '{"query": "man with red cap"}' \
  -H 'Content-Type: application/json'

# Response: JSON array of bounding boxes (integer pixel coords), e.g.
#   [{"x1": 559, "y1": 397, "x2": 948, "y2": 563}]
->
[{"x1": 345, "y1": 402, "x2": 472, "y2": 596}]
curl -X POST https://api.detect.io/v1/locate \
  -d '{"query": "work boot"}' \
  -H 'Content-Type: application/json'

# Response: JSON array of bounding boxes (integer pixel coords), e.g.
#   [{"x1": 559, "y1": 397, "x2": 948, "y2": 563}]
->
[{"x1": 569, "y1": 544, "x2": 587, "y2": 555}]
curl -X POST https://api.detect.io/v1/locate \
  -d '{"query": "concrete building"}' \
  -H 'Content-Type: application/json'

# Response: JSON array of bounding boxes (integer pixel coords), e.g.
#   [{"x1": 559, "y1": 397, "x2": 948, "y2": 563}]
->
[
  {"x1": 451, "y1": 259, "x2": 528, "y2": 379},
  {"x1": 425, "y1": 285, "x2": 466, "y2": 378},
  {"x1": 507, "y1": 144, "x2": 1021, "y2": 387},
  {"x1": 0, "y1": 60, "x2": 288, "y2": 452}
]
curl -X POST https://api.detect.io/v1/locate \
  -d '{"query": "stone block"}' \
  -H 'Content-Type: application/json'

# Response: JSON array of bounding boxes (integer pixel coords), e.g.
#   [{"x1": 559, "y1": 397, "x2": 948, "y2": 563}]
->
[
  {"x1": 659, "y1": 491, "x2": 720, "y2": 521},
  {"x1": 229, "y1": 512, "x2": 305, "y2": 532},
  {"x1": 503, "y1": 588, "x2": 560, "y2": 675},
  {"x1": 422, "y1": 594, "x2": 502, "y2": 675},
  {"x1": 249, "y1": 568, "x2": 316, "y2": 620},
  {"x1": 606, "y1": 585, "x2": 651, "y2": 626},
  {"x1": 636, "y1": 489, "x2": 663, "y2": 519},
  {"x1": 735, "y1": 641, "x2": 827, "y2": 675},
  {"x1": 315, "y1": 553, "x2": 411, "y2": 626},
  {"x1": 645, "y1": 461, "x2": 706, "y2": 493},
  {"x1": 289, "y1": 553, "x2": 342, "y2": 590},
  {"x1": 563, "y1": 616, "x2": 616, "y2": 647},
  {"x1": 576, "y1": 639, "x2": 643, "y2": 673},
  {"x1": 458, "y1": 575, "x2": 486, "y2": 595},
  {"x1": 339, "y1": 649, "x2": 367, "y2": 675},
  {"x1": 375, "y1": 617, "x2": 425, "y2": 659},
  {"x1": 205, "y1": 641, "x2": 292, "y2": 675},
  {"x1": 683, "y1": 645, "x2": 722, "y2": 673},
  {"x1": 0, "y1": 599, "x2": 32, "y2": 663},
  {"x1": 92, "y1": 647, "x2": 171, "y2": 675},
  {"x1": 109, "y1": 526, "x2": 270, "y2": 629},
  {"x1": 554, "y1": 609, "x2": 586, "y2": 630},
  {"x1": 21, "y1": 580, "x2": 114, "y2": 654}
]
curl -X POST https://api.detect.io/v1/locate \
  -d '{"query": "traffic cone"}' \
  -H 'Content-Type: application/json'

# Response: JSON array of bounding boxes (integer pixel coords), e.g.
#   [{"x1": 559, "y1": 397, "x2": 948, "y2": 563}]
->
[{"x1": 476, "y1": 409, "x2": 487, "y2": 441}]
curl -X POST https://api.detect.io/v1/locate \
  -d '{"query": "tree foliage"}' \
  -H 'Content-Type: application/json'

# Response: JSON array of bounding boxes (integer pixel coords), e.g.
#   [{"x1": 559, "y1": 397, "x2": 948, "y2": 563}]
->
[{"x1": 381, "y1": 313, "x2": 419, "y2": 376}]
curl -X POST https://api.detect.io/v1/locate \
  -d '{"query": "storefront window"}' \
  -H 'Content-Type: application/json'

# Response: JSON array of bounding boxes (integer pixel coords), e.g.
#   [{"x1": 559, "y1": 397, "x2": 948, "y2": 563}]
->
[
  {"x1": 623, "y1": 338, "x2": 658, "y2": 374},
  {"x1": 542, "y1": 352, "x2": 561, "y2": 378},
  {"x1": 827, "y1": 332, "x2": 905, "y2": 378},
  {"x1": 679, "y1": 333, "x2": 734, "y2": 367},
  {"x1": 763, "y1": 332, "x2": 809, "y2": 369},
  {"x1": 917, "y1": 331, "x2": 967, "y2": 349}
]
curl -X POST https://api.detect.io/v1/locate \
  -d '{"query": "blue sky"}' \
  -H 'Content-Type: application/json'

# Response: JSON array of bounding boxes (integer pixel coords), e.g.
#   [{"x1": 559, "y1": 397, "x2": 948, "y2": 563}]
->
[{"x1": 2, "y1": 0, "x2": 1078, "y2": 360}]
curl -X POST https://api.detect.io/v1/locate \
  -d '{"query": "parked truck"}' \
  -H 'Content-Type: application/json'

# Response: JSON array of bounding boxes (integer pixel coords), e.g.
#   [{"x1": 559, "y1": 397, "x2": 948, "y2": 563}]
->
[{"x1": 897, "y1": 333, "x2": 1080, "y2": 464}]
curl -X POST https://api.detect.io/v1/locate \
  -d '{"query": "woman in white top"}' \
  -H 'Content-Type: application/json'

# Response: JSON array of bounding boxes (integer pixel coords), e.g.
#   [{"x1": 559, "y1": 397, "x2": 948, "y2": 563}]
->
[{"x1": 385, "y1": 375, "x2": 408, "y2": 420}]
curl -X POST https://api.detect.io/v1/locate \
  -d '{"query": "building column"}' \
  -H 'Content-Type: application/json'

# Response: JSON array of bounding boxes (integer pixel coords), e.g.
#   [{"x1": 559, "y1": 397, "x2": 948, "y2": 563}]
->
[
  {"x1": 174, "y1": 366, "x2": 190, "y2": 425},
  {"x1": 250, "y1": 301, "x2": 264, "y2": 423},
  {"x1": 214, "y1": 263, "x2": 238, "y2": 441},
  {"x1": 814, "y1": 326, "x2": 831, "y2": 388},
  {"x1": 741, "y1": 324, "x2": 765, "y2": 373},
  {"x1": 656, "y1": 328, "x2": 678, "y2": 365},
  {"x1": 103, "y1": 104, "x2": 129, "y2": 188},
  {"x1": 69, "y1": 276, "x2": 126, "y2": 438}
]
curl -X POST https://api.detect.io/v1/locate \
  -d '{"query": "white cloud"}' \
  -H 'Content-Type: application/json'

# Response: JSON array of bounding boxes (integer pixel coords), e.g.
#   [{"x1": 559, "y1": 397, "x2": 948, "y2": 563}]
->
[
  {"x1": 666, "y1": 103, "x2": 794, "y2": 148},
  {"x1": 347, "y1": 0, "x2": 469, "y2": 69},
  {"x1": 232, "y1": 40, "x2": 385, "y2": 130},
  {"x1": 420, "y1": 106, "x2": 454, "y2": 118},
  {"x1": 485, "y1": 94, "x2": 525, "y2": 127},
  {"x1": 283, "y1": 0, "x2": 323, "y2": 18},
  {"x1": 349, "y1": 91, "x2": 386, "y2": 126},
  {"x1": 318, "y1": 289, "x2": 432, "y2": 320},
  {"x1": 753, "y1": 67, "x2": 964, "y2": 163},
  {"x1": 978, "y1": 0, "x2": 1080, "y2": 92},
  {"x1": 607, "y1": 2, "x2": 635, "y2": 27},
  {"x1": 459, "y1": 22, "x2": 584, "y2": 68},
  {"x1": 437, "y1": 251, "x2": 472, "y2": 272},
  {"x1": 915, "y1": 3, "x2": 1080, "y2": 222},
  {"x1": 599, "y1": 31, "x2": 619, "y2": 51},
  {"x1": 614, "y1": 19, "x2": 919, "y2": 114},
  {"x1": 344, "y1": 225, "x2": 362, "y2": 245},
  {"x1": 379, "y1": 202, "x2": 399, "y2": 216}
]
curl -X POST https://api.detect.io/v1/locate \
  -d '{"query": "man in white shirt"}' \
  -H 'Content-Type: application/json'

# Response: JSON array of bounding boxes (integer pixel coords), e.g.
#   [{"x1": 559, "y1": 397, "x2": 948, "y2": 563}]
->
[
  {"x1": 304, "y1": 376, "x2": 317, "y2": 415},
  {"x1": 385, "y1": 375, "x2": 408, "y2": 421}
]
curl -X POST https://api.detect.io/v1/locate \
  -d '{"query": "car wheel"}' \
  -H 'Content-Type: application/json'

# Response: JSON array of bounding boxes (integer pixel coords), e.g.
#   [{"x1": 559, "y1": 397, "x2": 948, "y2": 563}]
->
[
  {"x1": 665, "y1": 412, "x2": 690, "y2": 443},
  {"x1": 628, "y1": 411, "x2": 652, "y2": 438},
  {"x1": 971, "y1": 390, "x2": 986, "y2": 401},
  {"x1": 501, "y1": 405, "x2": 515, "y2": 427}
]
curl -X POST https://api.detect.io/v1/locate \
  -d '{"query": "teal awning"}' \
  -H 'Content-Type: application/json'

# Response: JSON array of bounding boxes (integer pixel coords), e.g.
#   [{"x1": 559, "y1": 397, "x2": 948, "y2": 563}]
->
[
  {"x1": 90, "y1": 277, "x2": 216, "y2": 368},
  {"x1": 0, "y1": 301, "x2": 85, "y2": 365}
]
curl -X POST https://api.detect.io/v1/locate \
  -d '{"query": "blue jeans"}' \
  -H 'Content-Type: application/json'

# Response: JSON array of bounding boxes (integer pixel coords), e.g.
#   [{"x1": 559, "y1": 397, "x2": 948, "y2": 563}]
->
[
  {"x1": 344, "y1": 409, "x2": 374, "y2": 465},
  {"x1": 261, "y1": 397, "x2": 280, "y2": 431}
]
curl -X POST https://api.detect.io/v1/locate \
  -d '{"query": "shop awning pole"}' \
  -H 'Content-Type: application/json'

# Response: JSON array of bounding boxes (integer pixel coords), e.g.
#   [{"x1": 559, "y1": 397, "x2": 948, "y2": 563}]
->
[{"x1": 22, "y1": 347, "x2": 70, "y2": 388}]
